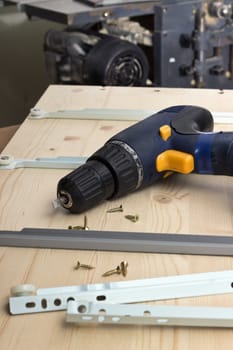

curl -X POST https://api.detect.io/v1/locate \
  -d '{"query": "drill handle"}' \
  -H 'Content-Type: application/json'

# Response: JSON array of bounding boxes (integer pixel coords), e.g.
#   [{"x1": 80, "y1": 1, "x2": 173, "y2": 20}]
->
[{"x1": 171, "y1": 106, "x2": 214, "y2": 134}]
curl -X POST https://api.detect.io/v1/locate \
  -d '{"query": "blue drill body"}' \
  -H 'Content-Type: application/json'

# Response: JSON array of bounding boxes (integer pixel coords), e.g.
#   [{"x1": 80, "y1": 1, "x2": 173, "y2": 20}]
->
[{"x1": 57, "y1": 105, "x2": 233, "y2": 213}]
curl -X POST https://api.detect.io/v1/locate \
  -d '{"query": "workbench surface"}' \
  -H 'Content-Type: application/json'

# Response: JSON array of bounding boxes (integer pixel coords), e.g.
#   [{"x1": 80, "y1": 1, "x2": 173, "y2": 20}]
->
[{"x1": 1, "y1": 85, "x2": 233, "y2": 349}]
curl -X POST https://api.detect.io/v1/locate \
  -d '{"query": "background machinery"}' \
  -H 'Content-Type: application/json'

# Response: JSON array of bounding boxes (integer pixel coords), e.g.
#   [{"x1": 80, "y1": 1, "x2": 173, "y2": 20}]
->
[{"x1": 3, "y1": 0, "x2": 233, "y2": 88}]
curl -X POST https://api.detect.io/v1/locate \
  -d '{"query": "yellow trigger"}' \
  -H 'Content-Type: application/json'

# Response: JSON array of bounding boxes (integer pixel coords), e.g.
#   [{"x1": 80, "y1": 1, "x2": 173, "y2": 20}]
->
[{"x1": 156, "y1": 150, "x2": 194, "y2": 174}]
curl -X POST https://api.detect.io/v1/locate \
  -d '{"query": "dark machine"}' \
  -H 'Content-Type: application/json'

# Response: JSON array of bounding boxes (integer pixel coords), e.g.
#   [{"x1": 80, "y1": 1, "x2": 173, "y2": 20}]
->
[
  {"x1": 43, "y1": 0, "x2": 233, "y2": 88},
  {"x1": 57, "y1": 105, "x2": 233, "y2": 213}
]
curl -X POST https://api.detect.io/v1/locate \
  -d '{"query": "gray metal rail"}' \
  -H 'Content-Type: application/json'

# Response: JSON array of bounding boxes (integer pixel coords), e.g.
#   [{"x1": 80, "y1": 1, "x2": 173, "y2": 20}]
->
[{"x1": 0, "y1": 228, "x2": 233, "y2": 256}]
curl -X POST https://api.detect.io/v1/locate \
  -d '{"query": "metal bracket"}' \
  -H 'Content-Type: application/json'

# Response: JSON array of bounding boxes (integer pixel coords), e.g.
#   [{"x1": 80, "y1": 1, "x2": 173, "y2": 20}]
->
[
  {"x1": 67, "y1": 300, "x2": 233, "y2": 328},
  {"x1": 0, "y1": 155, "x2": 87, "y2": 170},
  {"x1": 29, "y1": 108, "x2": 155, "y2": 121},
  {"x1": 9, "y1": 269, "x2": 233, "y2": 314},
  {"x1": 29, "y1": 108, "x2": 233, "y2": 124}
]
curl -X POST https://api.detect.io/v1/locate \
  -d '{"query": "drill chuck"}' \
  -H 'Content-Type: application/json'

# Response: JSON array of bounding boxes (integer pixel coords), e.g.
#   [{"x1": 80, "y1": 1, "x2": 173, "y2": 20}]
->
[{"x1": 57, "y1": 141, "x2": 141, "y2": 213}]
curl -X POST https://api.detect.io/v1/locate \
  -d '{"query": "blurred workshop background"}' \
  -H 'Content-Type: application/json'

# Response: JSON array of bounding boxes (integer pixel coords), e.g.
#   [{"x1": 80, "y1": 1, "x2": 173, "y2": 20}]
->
[
  {"x1": 1, "y1": 0, "x2": 233, "y2": 130},
  {"x1": 0, "y1": 6, "x2": 62, "y2": 127}
]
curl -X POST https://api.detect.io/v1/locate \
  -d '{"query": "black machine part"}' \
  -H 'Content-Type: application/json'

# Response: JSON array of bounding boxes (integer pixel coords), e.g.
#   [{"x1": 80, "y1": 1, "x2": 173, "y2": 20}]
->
[
  {"x1": 83, "y1": 36, "x2": 149, "y2": 85},
  {"x1": 43, "y1": 0, "x2": 233, "y2": 89},
  {"x1": 44, "y1": 29, "x2": 149, "y2": 86}
]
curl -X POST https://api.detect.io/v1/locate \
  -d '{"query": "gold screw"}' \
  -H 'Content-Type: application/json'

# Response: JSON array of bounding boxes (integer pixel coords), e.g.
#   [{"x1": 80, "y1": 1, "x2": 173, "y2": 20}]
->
[
  {"x1": 68, "y1": 215, "x2": 89, "y2": 230},
  {"x1": 102, "y1": 265, "x2": 122, "y2": 277},
  {"x1": 74, "y1": 261, "x2": 95, "y2": 270},
  {"x1": 120, "y1": 261, "x2": 128, "y2": 277},
  {"x1": 83, "y1": 215, "x2": 89, "y2": 230},
  {"x1": 102, "y1": 261, "x2": 129, "y2": 277},
  {"x1": 68, "y1": 225, "x2": 83, "y2": 230},
  {"x1": 125, "y1": 214, "x2": 139, "y2": 222},
  {"x1": 107, "y1": 205, "x2": 123, "y2": 213}
]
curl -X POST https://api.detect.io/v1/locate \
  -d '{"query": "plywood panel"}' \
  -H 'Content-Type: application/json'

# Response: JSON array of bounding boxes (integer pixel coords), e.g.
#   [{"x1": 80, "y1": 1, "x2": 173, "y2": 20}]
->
[{"x1": 1, "y1": 85, "x2": 233, "y2": 350}]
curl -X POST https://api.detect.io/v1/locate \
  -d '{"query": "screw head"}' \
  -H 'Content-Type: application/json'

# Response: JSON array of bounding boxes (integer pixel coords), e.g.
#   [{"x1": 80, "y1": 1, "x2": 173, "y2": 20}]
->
[{"x1": 120, "y1": 261, "x2": 129, "y2": 277}]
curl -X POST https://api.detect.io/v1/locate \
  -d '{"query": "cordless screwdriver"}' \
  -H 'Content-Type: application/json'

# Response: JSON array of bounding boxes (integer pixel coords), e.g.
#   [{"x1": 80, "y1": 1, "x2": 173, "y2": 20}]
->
[{"x1": 57, "y1": 105, "x2": 233, "y2": 213}]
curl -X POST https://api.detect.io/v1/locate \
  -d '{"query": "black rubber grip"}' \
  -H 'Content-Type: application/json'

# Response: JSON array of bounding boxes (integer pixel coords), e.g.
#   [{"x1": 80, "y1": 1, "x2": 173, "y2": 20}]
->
[
  {"x1": 171, "y1": 106, "x2": 214, "y2": 134},
  {"x1": 89, "y1": 142, "x2": 139, "y2": 198}
]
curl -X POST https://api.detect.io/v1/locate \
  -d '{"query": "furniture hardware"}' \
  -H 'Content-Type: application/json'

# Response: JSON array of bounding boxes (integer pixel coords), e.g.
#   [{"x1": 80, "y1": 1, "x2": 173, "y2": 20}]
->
[
  {"x1": 9, "y1": 269, "x2": 233, "y2": 315},
  {"x1": 0, "y1": 155, "x2": 86, "y2": 170},
  {"x1": 74, "y1": 261, "x2": 95, "y2": 270},
  {"x1": 66, "y1": 300, "x2": 233, "y2": 328},
  {"x1": 1, "y1": 228, "x2": 233, "y2": 257},
  {"x1": 29, "y1": 107, "x2": 233, "y2": 124}
]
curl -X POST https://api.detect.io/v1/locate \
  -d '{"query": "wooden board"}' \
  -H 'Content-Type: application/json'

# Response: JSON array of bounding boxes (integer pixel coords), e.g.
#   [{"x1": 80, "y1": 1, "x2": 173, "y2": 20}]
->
[{"x1": 1, "y1": 85, "x2": 233, "y2": 350}]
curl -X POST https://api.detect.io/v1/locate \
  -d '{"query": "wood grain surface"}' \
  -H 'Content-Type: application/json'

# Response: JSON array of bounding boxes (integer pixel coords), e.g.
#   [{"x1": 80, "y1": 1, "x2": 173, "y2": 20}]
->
[{"x1": 1, "y1": 85, "x2": 233, "y2": 350}]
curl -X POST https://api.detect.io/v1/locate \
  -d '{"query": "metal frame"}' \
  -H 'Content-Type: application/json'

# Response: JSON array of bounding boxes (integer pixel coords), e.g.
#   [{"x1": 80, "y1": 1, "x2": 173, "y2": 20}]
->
[
  {"x1": 19, "y1": 0, "x2": 157, "y2": 27},
  {"x1": 81, "y1": 0, "x2": 156, "y2": 6}
]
